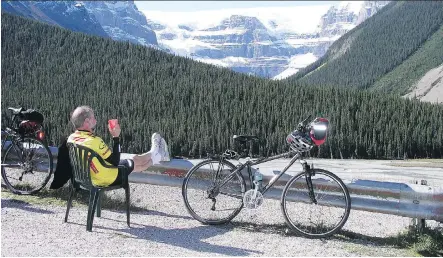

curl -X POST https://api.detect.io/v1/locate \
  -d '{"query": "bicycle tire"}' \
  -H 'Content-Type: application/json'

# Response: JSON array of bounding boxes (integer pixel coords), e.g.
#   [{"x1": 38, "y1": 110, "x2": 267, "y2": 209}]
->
[
  {"x1": 280, "y1": 169, "x2": 351, "y2": 238},
  {"x1": 182, "y1": 159, "x2": 246, "y2": 225},
  {"x1": 1, "y1": 137, "x2": 54, "y2": 195}
]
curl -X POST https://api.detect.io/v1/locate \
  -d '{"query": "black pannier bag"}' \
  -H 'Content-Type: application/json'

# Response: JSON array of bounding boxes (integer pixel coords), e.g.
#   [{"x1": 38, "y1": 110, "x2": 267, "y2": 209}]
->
[
  {"x1": 19, "y1": 109, "x2": 44, "y2": 124},
  {"x1": 16, "y1": 109, "x2": 45, "y2": 136}
]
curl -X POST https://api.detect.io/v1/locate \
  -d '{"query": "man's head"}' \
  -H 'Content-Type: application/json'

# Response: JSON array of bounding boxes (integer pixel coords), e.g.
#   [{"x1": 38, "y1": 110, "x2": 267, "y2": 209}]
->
[{"x1": 71, "y1": 106, "x2": 96, "y2": 131}]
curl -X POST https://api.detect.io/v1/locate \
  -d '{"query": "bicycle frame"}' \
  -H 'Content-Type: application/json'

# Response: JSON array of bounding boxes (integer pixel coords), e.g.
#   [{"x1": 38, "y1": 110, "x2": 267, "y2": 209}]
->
[
  {"x1": 1, "y1": 128, "x2": 26, "y2": 168},
  {"x1": 216, "y1": 150, "x2": 306, "y2": 196}
]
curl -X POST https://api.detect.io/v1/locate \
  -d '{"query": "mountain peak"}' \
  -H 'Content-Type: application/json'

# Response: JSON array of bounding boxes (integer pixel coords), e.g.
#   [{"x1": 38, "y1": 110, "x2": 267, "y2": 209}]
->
[{"x1": 204, "y1": 15, "x2": 267, "y2": 32}]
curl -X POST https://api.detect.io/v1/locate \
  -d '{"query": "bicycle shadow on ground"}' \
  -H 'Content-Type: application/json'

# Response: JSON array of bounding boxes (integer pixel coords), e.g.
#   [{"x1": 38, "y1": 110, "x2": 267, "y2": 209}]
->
[
  {"x1": 1, "y1": 198, "x2": 54, "y2": 214},
  {"x1": 227, "y1": 220, "x2": 393, "y2": 243},
  {"x1": 226, "y1": 220, "x2": 443, "y2": 256},
  {"x1": 68, "y1": 218, "x2": 262, "y2": 256},
  {"x1": 122, "y1": 224, "x2": 262, "y2": 256}
]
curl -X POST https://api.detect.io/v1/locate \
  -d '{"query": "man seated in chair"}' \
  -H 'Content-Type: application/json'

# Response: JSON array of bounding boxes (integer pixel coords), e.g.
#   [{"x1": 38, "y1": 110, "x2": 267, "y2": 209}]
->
[{"x1": 67, "y1": 105, "x2": 170, "y2": 187}]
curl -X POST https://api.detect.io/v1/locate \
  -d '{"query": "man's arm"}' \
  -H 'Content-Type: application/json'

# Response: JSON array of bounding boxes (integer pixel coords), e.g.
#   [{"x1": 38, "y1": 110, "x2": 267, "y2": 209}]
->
[
  {"x1": 104, "y1": 119, "x2": 122, "y2": 166},
  {"x1": 104, "y1": 137, "x2": 120, "y2": 166}
]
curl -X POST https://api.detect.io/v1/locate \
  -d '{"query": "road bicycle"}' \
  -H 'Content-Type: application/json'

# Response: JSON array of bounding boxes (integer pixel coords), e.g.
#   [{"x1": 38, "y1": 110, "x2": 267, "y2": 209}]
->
[
  {"x1": 182, "y1": 116, "x2": 351, "y2": 238},
  {"x1": 1, "y1": 107, "x2": 53, "y2": 195}
]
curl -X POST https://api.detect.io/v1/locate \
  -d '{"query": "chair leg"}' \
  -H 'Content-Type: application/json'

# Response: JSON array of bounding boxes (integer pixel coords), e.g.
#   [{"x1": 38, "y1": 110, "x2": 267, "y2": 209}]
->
[
  {"x1": 125, "y1": 183, "x2": 130, "y2": 227},
  {"x1": 64, "y1": 186, "x2": 76, "y2": 223},
  {"x1": 86, "y1": 189, "x2": 94, "y2": 231},
  {"x1": 96, "y1": 191, "x2": 103, "y2": 218},
  {"x1": 86, "y1": 189, "x2": 99, "y2": 231}
]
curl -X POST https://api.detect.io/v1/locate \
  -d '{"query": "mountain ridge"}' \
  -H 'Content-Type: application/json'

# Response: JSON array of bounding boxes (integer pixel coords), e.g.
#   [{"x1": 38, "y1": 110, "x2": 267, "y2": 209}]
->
[
  {"x1": 145, "y1": 1, "x2": 389, "y2": 78},
  {"x1": 288, "y1": 1, "x2": 443, "y2": 103}
]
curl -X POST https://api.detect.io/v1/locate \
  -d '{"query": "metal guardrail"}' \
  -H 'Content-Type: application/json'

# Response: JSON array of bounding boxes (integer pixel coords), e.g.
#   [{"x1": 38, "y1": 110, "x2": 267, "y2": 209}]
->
[
  {"x1": 4, "y1": 145, "x2": 443, "y2": 223},
  {"x1": 131, "y1": 160, "x2": 443, "y2": 223}
]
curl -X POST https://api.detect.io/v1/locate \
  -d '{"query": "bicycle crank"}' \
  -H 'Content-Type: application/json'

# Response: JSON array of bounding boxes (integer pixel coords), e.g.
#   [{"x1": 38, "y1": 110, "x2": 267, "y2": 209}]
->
[{"x1": 243, "y1": 189, "x2": 264, "y2": 209}]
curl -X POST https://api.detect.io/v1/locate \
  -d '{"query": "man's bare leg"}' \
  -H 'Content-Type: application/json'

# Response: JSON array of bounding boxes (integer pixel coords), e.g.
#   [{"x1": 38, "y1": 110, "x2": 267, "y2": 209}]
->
[
  {"x1": 128, "y1": 133, "x2": 169, "y2": 172},
  {"x1": 132, "y1": 152, "x2": 153, "y2": 172}
]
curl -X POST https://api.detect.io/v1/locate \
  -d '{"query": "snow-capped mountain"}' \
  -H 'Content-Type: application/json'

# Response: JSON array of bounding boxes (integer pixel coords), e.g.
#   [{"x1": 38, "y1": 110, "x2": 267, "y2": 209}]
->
[
  {"x1": 318, "y1": 1, "x2": 391, "y2": 37},
  {"x1": 144, "y1": 1, "x2": 390, "y2": 79},
  {"x1": 356, "y1": 1, "x2": 391, "y2": 25},
  {"x1": 79, "y1": 1, "x2": 158, "y2": 47},
  {"x1": 2, "y1": 1, "x2": 389, "y2": 79},
  {"x1": 2, "y1": 1, "x2": 158, "y2": 47},
  {"x1": 1, "y1": 1, "x2": 108, "y2": 38}
]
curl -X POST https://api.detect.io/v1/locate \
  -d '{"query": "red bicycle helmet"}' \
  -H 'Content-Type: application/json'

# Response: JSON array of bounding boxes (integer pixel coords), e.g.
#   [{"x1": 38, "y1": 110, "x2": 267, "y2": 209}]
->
[{"x1": 309, "y1": 118, "x2": 329, "y2": 146}]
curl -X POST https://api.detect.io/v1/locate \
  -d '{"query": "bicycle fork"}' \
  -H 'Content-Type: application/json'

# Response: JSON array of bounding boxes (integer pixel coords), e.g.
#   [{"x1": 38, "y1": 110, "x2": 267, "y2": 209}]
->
[{"x1": 302, "y1": 161, "x2": 317, "y2": 204}]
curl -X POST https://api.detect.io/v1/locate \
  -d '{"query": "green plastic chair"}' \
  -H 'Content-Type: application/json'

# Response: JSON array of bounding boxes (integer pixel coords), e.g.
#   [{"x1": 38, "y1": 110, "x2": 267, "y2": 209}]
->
[{"x1": 65, "y1": 142, "x2": 130, "y2": 231}]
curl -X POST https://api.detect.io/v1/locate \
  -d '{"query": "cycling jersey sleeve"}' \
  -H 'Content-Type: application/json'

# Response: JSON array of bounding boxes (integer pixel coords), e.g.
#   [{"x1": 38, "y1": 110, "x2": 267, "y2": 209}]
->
[{"x1": 104, "y1": 137, "x2": 121, "y2": 166}]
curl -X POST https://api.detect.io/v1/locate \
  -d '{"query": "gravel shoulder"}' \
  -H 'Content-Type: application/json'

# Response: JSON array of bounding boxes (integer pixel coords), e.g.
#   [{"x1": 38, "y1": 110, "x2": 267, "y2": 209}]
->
[{"x1": 3, "y1": 183, "x2": 439, "y2": 257}]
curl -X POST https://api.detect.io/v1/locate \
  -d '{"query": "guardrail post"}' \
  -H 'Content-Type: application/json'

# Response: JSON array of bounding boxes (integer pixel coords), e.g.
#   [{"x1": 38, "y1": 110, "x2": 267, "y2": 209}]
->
[{"x1": 410, "y1": 179, "x2": 427, "y2": 233}]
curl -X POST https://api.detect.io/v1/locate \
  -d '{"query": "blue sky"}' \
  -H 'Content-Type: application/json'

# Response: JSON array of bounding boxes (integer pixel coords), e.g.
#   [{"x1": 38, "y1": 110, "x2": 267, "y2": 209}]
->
[{"x1": 134, "y1": 1, "x2": 333, "y2": 12}]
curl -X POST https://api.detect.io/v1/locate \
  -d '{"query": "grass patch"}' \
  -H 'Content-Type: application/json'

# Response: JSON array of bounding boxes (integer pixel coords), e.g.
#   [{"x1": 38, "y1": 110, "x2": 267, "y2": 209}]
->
[
  {"x1": 228, "y1": 220, "x2": 442, "y2": 256},
  {"x1": 1, "y1": 184, "x2": 147, "y2": 212},
  {"x1": 337, "y1": 225, "x2": 443, "y2": 257}
]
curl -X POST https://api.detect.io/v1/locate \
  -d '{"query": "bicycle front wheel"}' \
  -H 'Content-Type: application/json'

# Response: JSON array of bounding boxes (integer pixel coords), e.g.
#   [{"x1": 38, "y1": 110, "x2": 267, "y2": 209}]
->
[
  {"x1": 281, "y1": 169, "x2": 351, "y2": 238},
  {"x1": 182, "y1": 159, "x2": 246, "y2": 225},
  {"x1": 2, "y1": 137, "x2": 54, "y2": 195}
]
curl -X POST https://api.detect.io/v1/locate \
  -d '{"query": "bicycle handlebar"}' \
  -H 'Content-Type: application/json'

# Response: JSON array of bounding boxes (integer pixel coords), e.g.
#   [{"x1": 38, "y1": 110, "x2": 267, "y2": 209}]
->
[{"x1": 297, "y1": 115, "x2": 313, "y2": 132}]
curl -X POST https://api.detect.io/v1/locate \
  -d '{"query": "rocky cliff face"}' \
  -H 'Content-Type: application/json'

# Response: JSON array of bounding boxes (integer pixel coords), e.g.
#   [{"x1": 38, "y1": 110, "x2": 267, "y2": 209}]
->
[
  {"x1": 1, "y1": 1, "x2": 108, "y2": 38},
  {"x1": 147, "y1": 1, "x2": 390, "y2": 79},
  {"x1": 2, "y1": 1, "x2": 158, "y2": 47},
  {"x1": 2, "y1": 1, "x2": 390, "y2": 79},
  {"x1": 80, "y1": 1, "x2": 158, "y2": 46}
]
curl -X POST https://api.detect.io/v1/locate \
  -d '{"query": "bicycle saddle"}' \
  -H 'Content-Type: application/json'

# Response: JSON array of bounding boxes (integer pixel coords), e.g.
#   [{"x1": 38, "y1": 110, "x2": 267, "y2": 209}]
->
[
  {"x1": 8, "y1": 107, "x2": 24, "y2": 115},
  {"x1": 233, "y1": 135, "x2": 259, "y2": 143}
]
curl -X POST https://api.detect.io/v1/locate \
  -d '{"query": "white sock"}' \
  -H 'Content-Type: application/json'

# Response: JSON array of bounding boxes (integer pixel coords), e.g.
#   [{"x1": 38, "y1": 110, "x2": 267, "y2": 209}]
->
[{"x1": 150, "y1": 150, "x2": 161, "y2": 165}]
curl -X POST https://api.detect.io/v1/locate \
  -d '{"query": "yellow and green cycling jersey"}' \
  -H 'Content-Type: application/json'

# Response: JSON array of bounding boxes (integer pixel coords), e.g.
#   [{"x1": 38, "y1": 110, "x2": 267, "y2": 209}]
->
[{"x1": 67, "y1": 130, "x2": 118, "y2": 186}]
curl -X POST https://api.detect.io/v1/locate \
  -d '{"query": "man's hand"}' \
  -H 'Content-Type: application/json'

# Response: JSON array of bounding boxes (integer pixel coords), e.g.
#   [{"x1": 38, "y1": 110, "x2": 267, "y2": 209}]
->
[{"x1": 108, "y1": 121, "x2": 121, "y2": 138}]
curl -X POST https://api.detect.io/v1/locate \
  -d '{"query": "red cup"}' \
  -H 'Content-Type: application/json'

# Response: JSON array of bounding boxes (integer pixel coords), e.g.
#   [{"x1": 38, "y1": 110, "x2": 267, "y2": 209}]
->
[{"x1": 108, "y1": 119, "x2": 118, "y2": 130}]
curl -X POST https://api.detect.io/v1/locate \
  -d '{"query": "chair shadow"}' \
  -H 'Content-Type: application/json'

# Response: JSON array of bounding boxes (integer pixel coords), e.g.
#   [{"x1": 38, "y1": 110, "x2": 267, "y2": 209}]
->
[
  {"x1": 1, "y1": 198, "x2": 54, "y2": 214},
  {"x1": 106, "y1": 207, "x2": 193, "y2": 221}
]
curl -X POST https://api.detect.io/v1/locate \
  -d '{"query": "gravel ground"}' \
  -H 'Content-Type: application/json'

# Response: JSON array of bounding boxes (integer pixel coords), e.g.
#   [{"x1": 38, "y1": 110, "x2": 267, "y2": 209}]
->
[{"x1": 2, "y1": 183, "x2": 441, "y2": 257}]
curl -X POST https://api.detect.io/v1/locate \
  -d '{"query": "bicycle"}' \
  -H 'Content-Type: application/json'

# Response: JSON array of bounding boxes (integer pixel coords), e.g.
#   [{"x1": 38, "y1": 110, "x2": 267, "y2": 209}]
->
[
  {"x1": 1, "y1": 107, "x2": 54, "y2": 195},
  {"x1": 182, "y1": 116, "x2": 351, "y2": 238}
]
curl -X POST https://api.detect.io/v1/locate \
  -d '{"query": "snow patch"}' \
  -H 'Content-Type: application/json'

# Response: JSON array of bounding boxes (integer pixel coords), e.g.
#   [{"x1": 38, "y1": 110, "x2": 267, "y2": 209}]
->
[
  {"x1": 284, "y1": 36, "x2": 341, "y2": 47},
  {"x1": 196, "y1": 56, "x2": 260, "y2": 67},
  {"x1": 192, "y1": 29, "x2": 247, "y2": 36},
  {"x1": 143, "y1": 5, "x2": 332, "y2": 34},
  {"x1": 337, "y1": 1, "x2": 365, "y2": 14},
  {"x1": 273, "y1": 53, "x2": 318, "y2": 80}
]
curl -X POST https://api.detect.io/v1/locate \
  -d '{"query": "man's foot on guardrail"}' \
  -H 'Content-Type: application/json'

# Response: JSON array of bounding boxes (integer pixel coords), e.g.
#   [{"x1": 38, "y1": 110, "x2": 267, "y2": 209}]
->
[
  {"x1": 160, "y1": 138, "x2": 170, "y2": 162},
  {"x1": 151, "y1": 133, "x2": 170, "y2": 164}
]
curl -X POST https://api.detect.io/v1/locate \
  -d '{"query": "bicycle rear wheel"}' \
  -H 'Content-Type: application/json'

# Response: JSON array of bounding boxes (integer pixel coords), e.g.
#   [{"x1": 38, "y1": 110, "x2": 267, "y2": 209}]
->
[
  {"x1": 2, "y1": 137, "x2": 54, "y2": 195},
  {"x1": 281, "y1": 169, "x2": 351, "y2": 238},
  {"x1": 182, "y1": 159, "x2": 246, "y2": 225}
]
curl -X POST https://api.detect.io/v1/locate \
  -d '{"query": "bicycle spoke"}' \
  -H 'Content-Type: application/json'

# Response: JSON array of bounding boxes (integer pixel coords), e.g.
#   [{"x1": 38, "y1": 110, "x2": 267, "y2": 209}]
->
[
  {"x1": 2, "y1": 137, "x2": 53, "y2": 194},
  {"x1": 282, "y1": 169, "x2": 351, "y2": 238},
  {"x1": 183, "y1": 159, "x2": 245, "y2": 224}
]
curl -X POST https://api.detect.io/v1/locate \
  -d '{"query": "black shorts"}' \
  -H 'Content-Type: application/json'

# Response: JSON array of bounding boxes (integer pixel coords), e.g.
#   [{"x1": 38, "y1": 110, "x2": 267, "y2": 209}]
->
[{"x1": 109, "y1": 159, "x2": 134, "y2": 186}]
